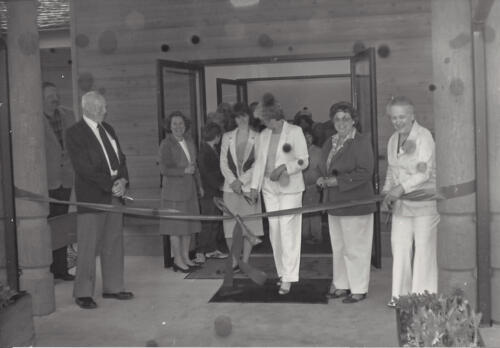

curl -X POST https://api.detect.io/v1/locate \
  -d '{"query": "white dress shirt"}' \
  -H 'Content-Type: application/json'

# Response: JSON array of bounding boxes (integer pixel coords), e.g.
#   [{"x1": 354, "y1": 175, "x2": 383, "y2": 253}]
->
[{"x1": 83, "y1": 115, "x2": 119, "y2": 176}]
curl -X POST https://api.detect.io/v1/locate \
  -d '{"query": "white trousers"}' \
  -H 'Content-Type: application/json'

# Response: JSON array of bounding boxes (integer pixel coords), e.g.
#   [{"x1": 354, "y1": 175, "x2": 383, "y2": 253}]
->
[
  {"x1": 391, "y1": 214, "x2": 440, "y2": 297},
  {"x1": 328, "y1": 214, "x2": 374, "y2": 294},
  {"x1": 262, "y1": 178, "x2": 303, "y2": 282}
]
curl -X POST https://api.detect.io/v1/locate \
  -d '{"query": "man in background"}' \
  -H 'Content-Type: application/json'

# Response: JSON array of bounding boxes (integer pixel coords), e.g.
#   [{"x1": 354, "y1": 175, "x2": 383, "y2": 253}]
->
[{"x1": 43, "y1": 81, "x2": 75, "y2": 281}]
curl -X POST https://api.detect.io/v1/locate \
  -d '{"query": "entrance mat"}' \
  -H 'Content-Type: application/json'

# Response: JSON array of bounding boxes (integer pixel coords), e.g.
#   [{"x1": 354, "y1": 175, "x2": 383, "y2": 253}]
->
[
  {"x1": 186, "y1": 255, "x2": 332, "y2": 280},
  {"x1": 209, "y1": 278, "x2": 331, "y2": 304}
]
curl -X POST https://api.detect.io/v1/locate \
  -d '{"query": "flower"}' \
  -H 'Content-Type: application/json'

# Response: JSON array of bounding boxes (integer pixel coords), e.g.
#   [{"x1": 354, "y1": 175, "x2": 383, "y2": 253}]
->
[
  {"x1": 401, "y1": 139, "x2": 416, "y2": 155},
  {"x1": 282, "y1": 143, "x2": 292, "y2": 153},
  {"x1": 416, "y1": 162, "x2": 427, "y2": 173}
]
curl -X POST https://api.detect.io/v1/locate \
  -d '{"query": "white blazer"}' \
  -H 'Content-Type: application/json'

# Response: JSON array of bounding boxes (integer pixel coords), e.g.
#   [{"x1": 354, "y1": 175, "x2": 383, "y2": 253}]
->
[
  {"x1": 251, "y1": 121, "x2": 309, "y2": 193},
  {"x1": 220, "y1": 128, "x2": 258, "y2": 193}
]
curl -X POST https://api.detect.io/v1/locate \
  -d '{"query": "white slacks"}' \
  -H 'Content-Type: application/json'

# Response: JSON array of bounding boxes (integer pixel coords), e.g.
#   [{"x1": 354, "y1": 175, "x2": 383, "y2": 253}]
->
[
  {"x1": 262, "y1": 178, "x2": 303, "y2": 283},
  {"x1": 328, "y1": 214, "x2": 374, "y2": 294},
  {"x1": 391, "y1": 214, "x2": 440, "y2": 298}
]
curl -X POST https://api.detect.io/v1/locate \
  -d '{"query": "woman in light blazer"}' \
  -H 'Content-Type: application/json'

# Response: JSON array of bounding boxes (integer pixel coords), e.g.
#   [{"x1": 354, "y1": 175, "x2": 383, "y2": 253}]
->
[
  {"x1": 220, "y1": 102, "x2": 264, "y2": 270},
  {"x1": 249, "y1": 93, "x2": 309, "y2": 295},
  {"x1": 382, "y1": 96, "x2": 439, "y2": 307},
  {"x1": 159, "y1": 111, "x2": 203, "y2": 273}
]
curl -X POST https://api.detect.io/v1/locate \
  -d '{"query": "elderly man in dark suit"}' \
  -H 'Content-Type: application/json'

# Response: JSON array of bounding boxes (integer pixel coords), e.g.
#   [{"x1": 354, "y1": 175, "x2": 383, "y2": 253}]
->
[
  {"x1": 43, "y1": 82, "x2": 75, "y2": 281},
  {"x1": 66, "y1": 91, "x2": 133, "y2": 309}
]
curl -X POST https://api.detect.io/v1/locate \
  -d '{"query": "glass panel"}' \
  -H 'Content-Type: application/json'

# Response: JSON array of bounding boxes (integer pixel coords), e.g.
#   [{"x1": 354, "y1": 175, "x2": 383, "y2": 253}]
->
[
  {"x1": 220, "y1": 83, "x2": 238, "y2": 104},
  {"x1": 353, "y1": 58, "x2": 373, "y2": 137},
  {"x1": 161, "y1": 66, "x2": 199, "y2": 142}
]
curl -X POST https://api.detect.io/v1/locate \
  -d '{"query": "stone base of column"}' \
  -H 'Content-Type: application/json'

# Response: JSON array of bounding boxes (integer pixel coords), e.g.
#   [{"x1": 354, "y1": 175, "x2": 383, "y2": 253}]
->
[{"x1": 19, "y1": 268, "x2": 55, "y2": 316}]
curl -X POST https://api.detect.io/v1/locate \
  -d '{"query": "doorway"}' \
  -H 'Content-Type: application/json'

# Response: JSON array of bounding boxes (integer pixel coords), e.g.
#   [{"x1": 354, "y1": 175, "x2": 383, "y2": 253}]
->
[{"x1": 156, "y1": 49, "x2": 381, "y2": 268}]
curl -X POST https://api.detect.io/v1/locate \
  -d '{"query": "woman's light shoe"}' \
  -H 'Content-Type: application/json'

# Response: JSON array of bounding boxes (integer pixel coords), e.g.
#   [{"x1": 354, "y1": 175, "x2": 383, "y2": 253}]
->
[
  {"x1": 278, "y1": 281, "x2": 291, "y2": 295},
  {"x1": 387, "y1": 298, "x2": 397, "y2": 308}
]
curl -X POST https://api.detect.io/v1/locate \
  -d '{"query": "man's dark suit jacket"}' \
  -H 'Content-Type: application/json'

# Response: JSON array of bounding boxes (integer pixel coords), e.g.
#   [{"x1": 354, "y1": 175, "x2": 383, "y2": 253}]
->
[
  {"x1": 66, "y1": 119, "x2": 129, "y2": 212},
  {"x1": 198, "y1": 142, "x2": 224, "y2": 198}
]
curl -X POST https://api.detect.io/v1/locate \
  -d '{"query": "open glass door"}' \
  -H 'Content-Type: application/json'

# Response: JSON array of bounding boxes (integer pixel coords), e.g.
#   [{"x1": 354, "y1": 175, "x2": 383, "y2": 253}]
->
[
  {"x1": 156, "y1": 59, "x2": 205, "y2": 267},
  {"x1": 350, "y1": 48, "x2": 381, "y2": 269},
  {"x1": 216, "y1": 78, "x2": 248, "y2": 105}
]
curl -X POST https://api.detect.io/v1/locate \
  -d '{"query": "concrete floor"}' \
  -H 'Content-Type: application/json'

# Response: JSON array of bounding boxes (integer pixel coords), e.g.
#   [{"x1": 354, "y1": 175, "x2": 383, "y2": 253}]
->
[{"x1": 34, "y1": 256, "x2": 500, "y2": 347}]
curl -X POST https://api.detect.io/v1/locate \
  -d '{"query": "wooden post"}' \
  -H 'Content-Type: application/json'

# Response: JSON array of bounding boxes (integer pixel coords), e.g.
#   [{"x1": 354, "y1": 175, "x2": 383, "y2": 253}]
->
[
  {"x1": 431, "y1": 0, "x2": 477, "y2": 304},
  {"x1": 485, "y1": 0, "x2": 500, "y2": 324},
  {"x1": 7, "y1": 0, "x2": 55, "y2": 315}
]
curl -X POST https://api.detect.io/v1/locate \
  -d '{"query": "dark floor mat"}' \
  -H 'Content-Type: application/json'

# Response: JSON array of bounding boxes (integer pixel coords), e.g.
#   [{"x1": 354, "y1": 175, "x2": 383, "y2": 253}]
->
[
  {"x1": 209, "y1": 278, "x2": 331, "y2": 304},
  {"x1": 186, "y1": 255, "x2": 332, "y2": 280}
]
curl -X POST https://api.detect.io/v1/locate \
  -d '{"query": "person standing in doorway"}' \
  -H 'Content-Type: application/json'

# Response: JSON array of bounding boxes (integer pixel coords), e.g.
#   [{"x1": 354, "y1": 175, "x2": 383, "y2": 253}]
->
[{"x1": 43, "y1": 81, "x2": 75, "y2": 281}]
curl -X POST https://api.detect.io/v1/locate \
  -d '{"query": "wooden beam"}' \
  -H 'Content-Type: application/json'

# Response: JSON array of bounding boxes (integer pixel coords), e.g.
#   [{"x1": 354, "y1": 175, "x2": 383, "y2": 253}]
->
[
  {"x1": 472, "y1": 27, "x2": 492, "y2": 325},
  {"x1": 473, "y1": 0, "x2": 495, "y2": 23}
]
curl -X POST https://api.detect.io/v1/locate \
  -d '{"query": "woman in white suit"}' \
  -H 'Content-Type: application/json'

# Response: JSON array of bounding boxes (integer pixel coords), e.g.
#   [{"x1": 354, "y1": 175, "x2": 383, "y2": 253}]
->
[
  {"x1": 220, "y1": 102, "x2": 264, "y2": 270},
  {"x1": 250, "y1": 93, "x2": 309, "y2": 295},
  {"x1": 382, "y1": 96, "x2": 440, "y2": 307}
]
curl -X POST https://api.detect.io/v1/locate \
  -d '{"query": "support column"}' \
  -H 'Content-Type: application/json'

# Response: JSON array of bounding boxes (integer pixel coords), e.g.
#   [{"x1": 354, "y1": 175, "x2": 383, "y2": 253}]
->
[
  {"x1": 7, "y1": 0, "x2": 55, "y2": 315},
  {"x1": 431, "y1": 0, "x2": 477, "y2": 304},
  {"x1": 485, "y1": 0, "x2": 500, "y2": 324}
]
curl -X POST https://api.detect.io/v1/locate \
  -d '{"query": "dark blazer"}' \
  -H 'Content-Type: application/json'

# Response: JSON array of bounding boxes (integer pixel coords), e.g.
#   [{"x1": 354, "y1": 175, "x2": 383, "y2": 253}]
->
[
  {"x1": 159, "y1": 134, "x2": 201, "y2": 202},
  {"x1": 66, "y1": 119, "x2": 129, "y2": 212},
  {"x1": 320, "y1": 132, "x2": 376, "y2": 216},
  {"x1": 44, "y1": 106, "x2": 75, "y2": 190},
  {"x1": 198, "y1": 142, "x2": 224, "y2": 198}
]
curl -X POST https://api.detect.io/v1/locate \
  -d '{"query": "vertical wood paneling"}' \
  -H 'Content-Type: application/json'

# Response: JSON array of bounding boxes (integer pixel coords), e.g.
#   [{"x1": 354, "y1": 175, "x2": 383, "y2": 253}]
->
[{"x1": 72, "y1": 0, "x2": 433, "y2": 198}]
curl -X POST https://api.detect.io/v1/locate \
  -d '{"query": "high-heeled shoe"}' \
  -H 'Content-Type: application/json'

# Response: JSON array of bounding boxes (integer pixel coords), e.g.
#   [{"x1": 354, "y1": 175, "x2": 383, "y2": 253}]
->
[{"x1": 172, "y1": 263, "x2": 190, "y2": 273}]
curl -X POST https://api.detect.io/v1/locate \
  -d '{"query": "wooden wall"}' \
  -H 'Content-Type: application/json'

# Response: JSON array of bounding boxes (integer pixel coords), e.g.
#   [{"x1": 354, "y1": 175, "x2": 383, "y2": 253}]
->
[{"x1": 71, "y1": 0, "x2": 434, "y2": 200}]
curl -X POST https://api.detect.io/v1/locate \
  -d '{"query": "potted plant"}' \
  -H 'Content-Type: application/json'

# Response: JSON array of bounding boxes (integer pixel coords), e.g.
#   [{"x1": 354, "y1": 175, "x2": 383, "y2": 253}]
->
[
  {"x1": 0, "y1": 283, "x2": 35, "y2": 348},
  {"x1": 395, "y1": 289, "x2": 483, "y2": 347}
]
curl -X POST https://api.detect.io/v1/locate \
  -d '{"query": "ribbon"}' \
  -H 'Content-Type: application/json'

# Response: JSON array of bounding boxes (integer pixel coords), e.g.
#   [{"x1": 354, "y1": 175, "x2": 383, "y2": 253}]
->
[
  {"x1": 15, "y1": 180, "x2": 476, "y2": 222},
  {"x1": 15, "y1": 181, "x2": 475, "y2": 287},
  {"x1": 212, "y1": 197, "x2": 267, "y2": 292}
]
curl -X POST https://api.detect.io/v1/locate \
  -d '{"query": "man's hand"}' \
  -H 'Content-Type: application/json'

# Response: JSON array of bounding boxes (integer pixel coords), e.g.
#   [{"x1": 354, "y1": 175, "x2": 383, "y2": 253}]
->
[
  {"x1": 324, "y1": 176, "x2": 338, "y2": 187},
  {"x1": 184, "y1": 163, "x2": 195, "y2": 175},
  {"x1": 270, "y1": 164, "x2": 287, "y2": 182},
  {"x1": 316, "y1": 176, "x2": 326, "y2": 188},
  {"x1": 230, "y1": 179, "x2": 243, "y2": 194},
  {"x1": 198, "y1": 186, "x2": 204, "y2": 198},
  {"x1": 112, "y1": 178, "x2": 127, "y2": 197}
]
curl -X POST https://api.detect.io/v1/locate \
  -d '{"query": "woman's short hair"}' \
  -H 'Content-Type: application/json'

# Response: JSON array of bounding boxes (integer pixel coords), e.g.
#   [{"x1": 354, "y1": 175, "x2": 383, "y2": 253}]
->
[
  {"x1": 164, "y1": 110, "x2": 191, "y2": 133},
  {"x1": 255, "y1": 93, "x2": 285, "y2": 121},
  {"x1": 385, "y1": 95, "x2": 415, "y2": 114},
  {"x1": 202, "y1": 122, "x2": 222, "y2": 142},
  {"x1": 329, "y1": 101, "x2": 362, "y2": 132}
]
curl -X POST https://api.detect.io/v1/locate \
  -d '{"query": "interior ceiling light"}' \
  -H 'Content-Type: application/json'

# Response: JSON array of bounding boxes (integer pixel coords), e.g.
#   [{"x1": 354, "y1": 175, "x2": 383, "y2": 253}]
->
[{"x1": 230, "y1": 0, "x2": 260, "y2": 7}]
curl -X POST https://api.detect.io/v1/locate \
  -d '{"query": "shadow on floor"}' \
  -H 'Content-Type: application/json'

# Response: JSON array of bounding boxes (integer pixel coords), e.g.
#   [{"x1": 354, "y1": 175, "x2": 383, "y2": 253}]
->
[{"x1": 35, "y1": 256, "x2": 399, "y2": 347}]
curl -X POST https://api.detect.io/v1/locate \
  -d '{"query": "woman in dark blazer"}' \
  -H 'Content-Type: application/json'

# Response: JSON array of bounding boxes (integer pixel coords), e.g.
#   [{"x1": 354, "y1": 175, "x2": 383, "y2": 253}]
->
[
  {"x1": 317, "y1": 101, "x2": 376, "y2": 303},
  {"x1": 159, "y1": 111, "x2": 203, "y2": 272}
]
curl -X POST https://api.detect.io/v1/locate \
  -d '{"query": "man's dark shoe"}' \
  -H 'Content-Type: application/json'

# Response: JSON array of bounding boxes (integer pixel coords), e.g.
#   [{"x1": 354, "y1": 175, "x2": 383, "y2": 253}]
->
[
  {"x1": 102, "y1": 291, "x2": 134, "y2": 300},
  {"x1": 75, "y1": 297, "x2": 97, "y2": 309},
  {"x1": 54, "y1": 273, "x2": 75, "y2": 281}
]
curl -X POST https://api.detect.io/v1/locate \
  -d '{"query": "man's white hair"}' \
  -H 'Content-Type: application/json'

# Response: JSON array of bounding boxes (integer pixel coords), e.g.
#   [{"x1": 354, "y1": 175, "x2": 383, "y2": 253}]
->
[{"x1": 81, "y1": 91, "x2": 105, "y2": 119}]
